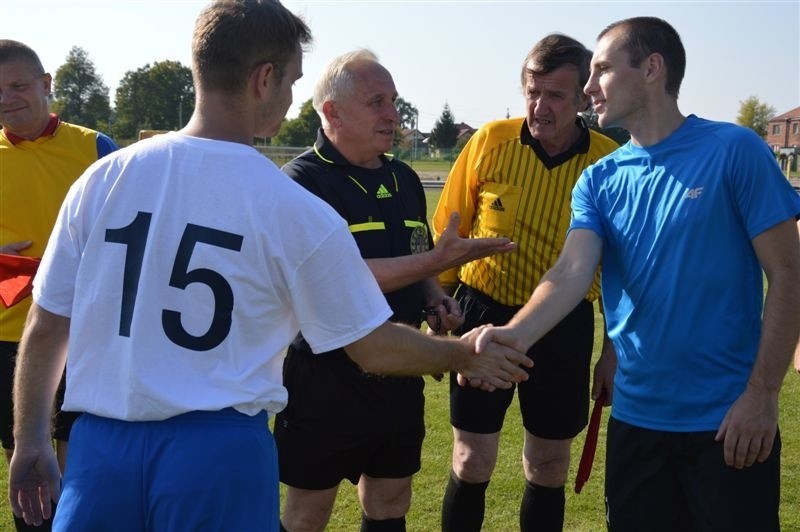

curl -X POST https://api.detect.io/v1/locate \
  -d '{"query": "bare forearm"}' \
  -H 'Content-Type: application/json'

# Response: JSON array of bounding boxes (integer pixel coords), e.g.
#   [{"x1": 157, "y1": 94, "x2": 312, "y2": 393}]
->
[
  {"x1": 496, "y1": 229, "x2": 602, "y2": 351},
  {"x1": 748, "y1": 272, "x2": 800, "y2": 391},
  {"x1": 421, "y1": 277, "x2": 447, "y2": 306},
  {"x1": 794, "y1": 341, "x2": 800, "y2": 373},
  {"x1": 366, "y1": 253, "x2": 442, "y2": 293},
  {"x1": 796, "y1": 221, "x2": 800, "y2": 372},
  {"x1": 508, "y1": 263, "x2": 596, "y2": 350},
  {"x1": 13, "y1": 304, "x2": 69, "y2": 445},
  {"x1": 345, "y1": 321, "x2": 469, "y2": 376},
  {"x1": 748, "y1": 218, "x2": 800, "y2": 390}
]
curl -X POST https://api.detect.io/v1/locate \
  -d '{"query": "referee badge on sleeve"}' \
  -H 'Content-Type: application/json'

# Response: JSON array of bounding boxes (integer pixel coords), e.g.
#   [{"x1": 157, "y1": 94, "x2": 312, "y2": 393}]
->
[{"x1": 409, "y1": 224, "x2": 430, "y2": 254}]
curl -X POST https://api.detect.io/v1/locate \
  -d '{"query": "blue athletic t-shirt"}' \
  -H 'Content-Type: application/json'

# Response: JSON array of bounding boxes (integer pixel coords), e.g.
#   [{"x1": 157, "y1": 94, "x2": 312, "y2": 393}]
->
[{"x1": 571, "y1": 115, "x2": 800, "y2": 431}]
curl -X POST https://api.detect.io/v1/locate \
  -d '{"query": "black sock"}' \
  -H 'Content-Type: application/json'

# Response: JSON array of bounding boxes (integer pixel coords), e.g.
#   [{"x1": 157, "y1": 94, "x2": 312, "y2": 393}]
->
[
  {"x1": 520, "y1": 481, "x2": 565, "y2": 532},
  {"x1": 441, "y1": 470, "x2": 489, "y2": 532},
  {"x1": 360, "y1": 514, "x2": 406, "y2": 532}
]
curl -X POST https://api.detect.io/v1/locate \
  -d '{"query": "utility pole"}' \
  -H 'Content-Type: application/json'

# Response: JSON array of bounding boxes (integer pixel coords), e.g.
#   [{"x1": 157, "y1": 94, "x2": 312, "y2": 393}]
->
[{"x1": 412, "y1": 109, "x2": 419, "y2": 165}]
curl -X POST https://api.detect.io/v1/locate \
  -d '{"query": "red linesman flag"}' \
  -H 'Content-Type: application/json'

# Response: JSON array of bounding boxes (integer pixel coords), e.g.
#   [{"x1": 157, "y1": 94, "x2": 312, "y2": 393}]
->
[
  {"x1": 574, "y1": 388, "x2": 607, "y2": 494},
  {"x1": 0, "y1": 254, "x2": 41, "y2": 308}
]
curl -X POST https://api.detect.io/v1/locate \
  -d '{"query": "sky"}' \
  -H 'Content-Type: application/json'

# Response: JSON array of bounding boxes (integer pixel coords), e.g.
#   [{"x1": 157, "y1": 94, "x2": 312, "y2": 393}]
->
[{"x1": 3, "y1": 0, "x2": 799, "y2": 132}]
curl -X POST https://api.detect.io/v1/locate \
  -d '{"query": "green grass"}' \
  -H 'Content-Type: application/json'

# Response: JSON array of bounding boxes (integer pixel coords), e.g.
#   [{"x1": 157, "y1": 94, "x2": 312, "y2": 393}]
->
[
  {"x1": 2, "y1": 365, "x2": 798, "y2": 531},
  {"x1": 2, "y1": 188, "x2": 798, "y2": 531},
  {"x1": 316, "y1": 331, "x2": 800, "y2": 531},
  {"x1": 407, "y1": 159, "x2": 453, "y2": 173}
]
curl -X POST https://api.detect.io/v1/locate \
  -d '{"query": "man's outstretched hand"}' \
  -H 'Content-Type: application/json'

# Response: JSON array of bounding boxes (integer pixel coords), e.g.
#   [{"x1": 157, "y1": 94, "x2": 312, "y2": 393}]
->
[
  {"x1": 433, "y1": 212, "x2": 517, "y2": 270},
  {"x1": 457, "y1": 324, "x2": 532, "y2": 391}
]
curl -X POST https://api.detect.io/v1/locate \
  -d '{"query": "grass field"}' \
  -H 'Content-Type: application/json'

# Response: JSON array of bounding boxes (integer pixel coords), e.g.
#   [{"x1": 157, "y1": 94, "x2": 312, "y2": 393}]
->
[
  {"x1": 1, "y1": 189, "x2": 798, "y2": 531},
  {"x1": 407, "y1": 159, "x2": 454, "y2": 173}
]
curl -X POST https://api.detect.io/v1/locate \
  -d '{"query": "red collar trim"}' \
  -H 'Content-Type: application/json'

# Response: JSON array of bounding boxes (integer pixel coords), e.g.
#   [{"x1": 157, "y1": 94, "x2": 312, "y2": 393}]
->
[{"x1": 3, "y1": 114, "x2": 60, "y2": 145}]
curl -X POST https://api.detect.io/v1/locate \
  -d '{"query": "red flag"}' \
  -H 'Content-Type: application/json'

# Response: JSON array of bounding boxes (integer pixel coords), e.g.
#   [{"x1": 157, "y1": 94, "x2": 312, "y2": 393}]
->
[
  {"x1": 574, "y1": 388, "x2": 607, "y2": 494},
  {"x1": 0, "y1": 254, "x2": 41, "y2": 308}
]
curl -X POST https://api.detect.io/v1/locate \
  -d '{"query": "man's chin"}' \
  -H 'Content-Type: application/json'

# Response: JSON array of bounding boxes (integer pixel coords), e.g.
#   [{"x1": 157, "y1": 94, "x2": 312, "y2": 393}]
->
[
  {"x1": 529, "y1": 126, "x2": 559, "y2": 143},
  {"x1": 596, "y1": 115, "x2": 614, "y2": 129}
]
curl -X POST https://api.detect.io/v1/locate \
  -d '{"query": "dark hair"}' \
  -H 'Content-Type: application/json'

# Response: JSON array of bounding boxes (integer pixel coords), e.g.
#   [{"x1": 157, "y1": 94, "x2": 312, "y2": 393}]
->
[
  {"x1": 599, "y1": 17, "x2": 686, "y2": 98},
  {"x1": 0, "y1": 40, "x2": 45, "y2": 74},
  {"x1": 520, "y1": 33, "x2": 592, "y2": 97},
  {"x1": 191, "y1": 0, "x2": 312, "y2": 92}
]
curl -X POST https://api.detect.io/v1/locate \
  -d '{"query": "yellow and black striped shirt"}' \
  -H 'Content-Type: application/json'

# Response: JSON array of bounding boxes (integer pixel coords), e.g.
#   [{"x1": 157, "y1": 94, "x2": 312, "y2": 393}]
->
[{"x1": 433, "y1": 117, "x2": 618, "y2": 306}]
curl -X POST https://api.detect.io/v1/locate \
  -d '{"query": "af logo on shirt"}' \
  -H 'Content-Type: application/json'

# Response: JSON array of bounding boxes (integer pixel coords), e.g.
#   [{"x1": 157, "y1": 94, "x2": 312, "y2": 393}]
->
[{"x1": 684, "y1": 187, "x2": 703, "y2": 199}]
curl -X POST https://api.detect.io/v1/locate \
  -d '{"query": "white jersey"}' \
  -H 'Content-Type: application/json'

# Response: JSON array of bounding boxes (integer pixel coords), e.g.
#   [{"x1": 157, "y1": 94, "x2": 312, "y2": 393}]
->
[{"x1": 33, "y1": 132, "x2": 392, "y2": 421}]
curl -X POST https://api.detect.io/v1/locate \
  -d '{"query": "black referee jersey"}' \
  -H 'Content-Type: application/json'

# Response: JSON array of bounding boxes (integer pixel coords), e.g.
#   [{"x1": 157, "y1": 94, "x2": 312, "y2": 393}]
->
[{"x1": 282, "y1": 129, "x2": 431, "y2": 330}]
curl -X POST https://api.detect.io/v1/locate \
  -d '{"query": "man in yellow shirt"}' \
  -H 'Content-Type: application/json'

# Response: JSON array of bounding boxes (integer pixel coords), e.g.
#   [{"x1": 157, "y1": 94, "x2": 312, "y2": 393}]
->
[
  {"x1": 433, "y1": 34, "x2": 617, "y2": 531},
  {"x1": 0, "y1": 39, "x2": 117, "y2": 532}
]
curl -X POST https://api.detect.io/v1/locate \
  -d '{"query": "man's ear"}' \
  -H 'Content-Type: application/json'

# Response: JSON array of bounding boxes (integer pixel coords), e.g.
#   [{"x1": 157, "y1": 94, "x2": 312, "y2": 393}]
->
[
  {"x1": 251, "y1": 62, "x2": 276, "y2": 99},
  {"x1": 322, "y1": 99, "x2": 340, "y2": 128},
  {"x1": 42, "y1": 73, "x2": 52, "y2": 96},
  {"x1": 643, "y1": 52, "x2": 665, "y2": 87}
]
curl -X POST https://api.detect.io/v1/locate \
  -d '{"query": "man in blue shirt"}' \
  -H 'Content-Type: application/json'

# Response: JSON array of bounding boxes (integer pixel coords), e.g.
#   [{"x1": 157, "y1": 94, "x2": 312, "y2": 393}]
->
[{"x1": 469, "y1": 16, "x2": 800, "y2": 531}]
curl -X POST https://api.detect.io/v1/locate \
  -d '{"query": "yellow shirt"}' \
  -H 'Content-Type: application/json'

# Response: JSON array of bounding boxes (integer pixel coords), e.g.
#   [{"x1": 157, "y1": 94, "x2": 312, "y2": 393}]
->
[
  {"x1": 0, "y1": 121, "x2": 105, "y2": 340},
  {"x1": 433, "y1": 117, "x2": 618, "y2": 306}
]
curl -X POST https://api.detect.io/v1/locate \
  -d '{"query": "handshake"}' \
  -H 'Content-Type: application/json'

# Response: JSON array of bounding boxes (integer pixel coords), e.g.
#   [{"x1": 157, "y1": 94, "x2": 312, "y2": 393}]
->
[
  {"x1": 344, "y1": 303, "x2": 531, "y2": 393},
  {"x1": 452, "y1": 324, "x2": 532, "y2": 392}
]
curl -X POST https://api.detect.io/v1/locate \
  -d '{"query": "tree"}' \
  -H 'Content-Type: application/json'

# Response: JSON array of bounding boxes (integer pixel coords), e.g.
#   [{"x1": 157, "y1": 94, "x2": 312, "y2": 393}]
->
[
  {"x1": 393, "y1": 96, "x2": 419, "y2": 147},
  {"x1": 736, "y1": 96, "x2": 775, "y2": 138},
  {"x1": 429, "y1": 103, "x2": 458, "y2": 150},
  {"x1": 395, "y1": 97, "x2": 418, "y2": 130},
  {"x1": 51, "y1": 46, "x2": 112, "y2": 131},
  {"x1": 271, "y1": 98, "x2": 320, "y2": 146},
  {"x1": 113, "y1": 60, "x2": 195, "y2": 139}
]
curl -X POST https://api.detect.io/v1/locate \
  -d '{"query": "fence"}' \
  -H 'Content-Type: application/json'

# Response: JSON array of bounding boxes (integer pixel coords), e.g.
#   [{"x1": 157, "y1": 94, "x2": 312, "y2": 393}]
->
[
  {"x1": 254, "y1": 145, "x2": 307, "y2": 167},
  {"x1": 252, "y1": 146, "x2": 454, "y2": 190}
]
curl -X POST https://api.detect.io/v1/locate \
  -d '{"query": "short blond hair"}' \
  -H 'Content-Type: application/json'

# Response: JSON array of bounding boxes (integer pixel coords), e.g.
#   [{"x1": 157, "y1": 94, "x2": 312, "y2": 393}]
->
[{"x1": 312, "y1": 49, "x2": 379, "y2": 126}]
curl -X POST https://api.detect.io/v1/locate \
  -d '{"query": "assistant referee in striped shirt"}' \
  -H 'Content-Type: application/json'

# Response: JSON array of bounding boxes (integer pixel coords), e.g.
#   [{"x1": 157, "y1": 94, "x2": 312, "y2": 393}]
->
[{"x1": 433, "y1": 33, "x2": 618, "y2": 532}]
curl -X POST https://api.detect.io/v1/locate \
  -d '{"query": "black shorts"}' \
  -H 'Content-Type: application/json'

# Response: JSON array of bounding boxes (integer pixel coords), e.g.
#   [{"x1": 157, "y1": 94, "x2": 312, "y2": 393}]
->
[
  {"x1": 1, "y1": 340, "x2": 80, "y2": 449},
  {"x1": 1, "y1": 341, "x2": 15, "y2": 449},
  {"x1": 449, "y1": 285, "x2": 593, "y2": 439},
  {"x1": 53, "y1": 372, "x2": 81, "y2": 442},
  {"x1": 605, "y1": 417, "x2": 780, "y2": 531},
  {"x1": 274, "y1": 349, "x2": 425, "y2": 490}
]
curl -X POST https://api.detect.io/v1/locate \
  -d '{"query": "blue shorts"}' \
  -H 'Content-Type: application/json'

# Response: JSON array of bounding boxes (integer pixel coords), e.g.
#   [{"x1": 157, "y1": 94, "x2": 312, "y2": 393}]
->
[{"x1": 54, "y1": 408, "x2": 277, "y2": 532}]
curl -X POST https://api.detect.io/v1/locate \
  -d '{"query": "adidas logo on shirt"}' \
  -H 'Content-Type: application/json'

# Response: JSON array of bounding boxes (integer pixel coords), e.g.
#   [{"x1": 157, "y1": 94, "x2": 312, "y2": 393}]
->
[
  {"x1": 489, "y1": 197, "x2": 505, "y2": 211},
  {"x1": 376, "y1": 184, "x2": 393, "y2": 199}
]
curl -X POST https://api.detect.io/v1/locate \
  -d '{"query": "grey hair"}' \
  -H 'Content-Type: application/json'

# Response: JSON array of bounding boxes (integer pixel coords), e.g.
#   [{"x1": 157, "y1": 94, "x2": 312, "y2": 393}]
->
[{"x1": 313, "y1": 49, "x2": 379, "y2": 126}]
